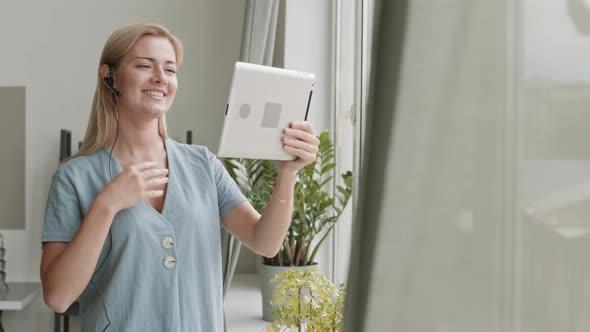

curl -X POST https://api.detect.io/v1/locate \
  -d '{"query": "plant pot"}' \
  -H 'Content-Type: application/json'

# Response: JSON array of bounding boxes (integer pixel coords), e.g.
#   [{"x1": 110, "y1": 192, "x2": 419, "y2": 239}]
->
[{"x1": 259, "y1": 263, "x2": 319, "y2": 322}]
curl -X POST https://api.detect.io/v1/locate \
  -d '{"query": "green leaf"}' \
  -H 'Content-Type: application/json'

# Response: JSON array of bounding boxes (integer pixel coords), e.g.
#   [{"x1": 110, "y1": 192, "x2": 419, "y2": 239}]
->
[{"x1": 320, "y1": 163, "x2": 336, "y2": 176}]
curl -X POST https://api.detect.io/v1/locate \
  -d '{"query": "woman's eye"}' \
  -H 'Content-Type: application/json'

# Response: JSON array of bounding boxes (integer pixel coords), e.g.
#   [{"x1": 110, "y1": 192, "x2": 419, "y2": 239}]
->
[
  {"x1": 166, "y1": 69, "x2": 177, "y2": 73},
  {"x1": 137, "y1": 64, "x2": 150, "y2": 68}
]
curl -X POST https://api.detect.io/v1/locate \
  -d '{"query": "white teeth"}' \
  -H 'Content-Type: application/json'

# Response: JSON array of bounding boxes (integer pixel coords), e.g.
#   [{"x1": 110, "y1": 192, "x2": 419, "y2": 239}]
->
[{"x1": 143, "y1": 90, "x2": 165, "y2": 97}]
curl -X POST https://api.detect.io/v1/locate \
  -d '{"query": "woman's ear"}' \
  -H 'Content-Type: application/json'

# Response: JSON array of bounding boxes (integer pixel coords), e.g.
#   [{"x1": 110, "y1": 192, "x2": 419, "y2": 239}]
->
[{"x1": 99, "y1": 64, "x2": 111, "y2": 80}]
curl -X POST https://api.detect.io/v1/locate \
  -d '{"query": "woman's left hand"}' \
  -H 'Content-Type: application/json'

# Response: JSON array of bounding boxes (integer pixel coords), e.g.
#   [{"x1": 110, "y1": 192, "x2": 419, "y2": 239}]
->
[{"x1": 278, "y1": 121, "x2": 320, "y2": 176}]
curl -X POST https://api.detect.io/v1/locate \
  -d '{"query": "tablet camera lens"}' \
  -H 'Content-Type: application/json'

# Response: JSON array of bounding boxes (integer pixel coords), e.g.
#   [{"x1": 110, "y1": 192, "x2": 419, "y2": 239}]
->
[{"x1": 240, "y1": 104, "x2": 251, "y2": 119}]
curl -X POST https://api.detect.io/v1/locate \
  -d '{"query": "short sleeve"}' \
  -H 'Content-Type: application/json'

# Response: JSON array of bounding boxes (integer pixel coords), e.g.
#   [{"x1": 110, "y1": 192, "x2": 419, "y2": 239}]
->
[
  {"x1": 209, "y1": 153, "x2": 248, "y2": 217},
  {"x1": 42, "y1": 170, "x2": 82, "y2": 243}
]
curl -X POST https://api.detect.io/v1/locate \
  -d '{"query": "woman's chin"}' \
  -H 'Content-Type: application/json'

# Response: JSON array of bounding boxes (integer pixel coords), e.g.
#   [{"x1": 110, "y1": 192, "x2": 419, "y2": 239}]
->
[{"x1": 143, "y1": 106, "x2": 169, "y2": 117}]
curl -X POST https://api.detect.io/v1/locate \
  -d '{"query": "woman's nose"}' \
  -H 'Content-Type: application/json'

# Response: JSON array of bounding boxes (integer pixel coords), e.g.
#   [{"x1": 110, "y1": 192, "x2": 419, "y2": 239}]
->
[{"x1": 152, "y1": 69, "x2": 167, "y2": 84}]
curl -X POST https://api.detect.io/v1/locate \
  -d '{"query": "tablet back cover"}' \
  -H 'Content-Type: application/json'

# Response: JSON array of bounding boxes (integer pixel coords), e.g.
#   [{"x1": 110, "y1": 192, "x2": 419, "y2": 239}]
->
[{"x1": 217, "y1": 62, "x2": 316, "y2": 160}]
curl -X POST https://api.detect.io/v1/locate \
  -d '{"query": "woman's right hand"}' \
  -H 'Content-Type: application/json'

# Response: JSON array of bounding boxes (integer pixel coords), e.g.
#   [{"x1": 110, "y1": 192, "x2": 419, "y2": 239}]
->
[{"x1": 98, "y1": 161, "x2": 168, "y2": 213}]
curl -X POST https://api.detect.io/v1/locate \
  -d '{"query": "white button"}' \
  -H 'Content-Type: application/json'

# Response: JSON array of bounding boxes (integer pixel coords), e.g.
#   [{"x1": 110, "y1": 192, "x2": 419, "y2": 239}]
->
[
  {"x1": 162, "y1": 236, "x2": 174, "y2": 249},
  {"x1": 164, "y1": 256, "x2": 176, "y2": 269}
]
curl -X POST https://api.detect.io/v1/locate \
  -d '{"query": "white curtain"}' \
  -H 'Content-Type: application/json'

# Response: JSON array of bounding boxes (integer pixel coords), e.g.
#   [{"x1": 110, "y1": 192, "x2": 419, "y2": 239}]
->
[
  {"x1": 345, "y1": 0, "x2": 511, "y2": 331},
  {"x1": 346, "y1": 0, "x2": 590, "y2": 330}
]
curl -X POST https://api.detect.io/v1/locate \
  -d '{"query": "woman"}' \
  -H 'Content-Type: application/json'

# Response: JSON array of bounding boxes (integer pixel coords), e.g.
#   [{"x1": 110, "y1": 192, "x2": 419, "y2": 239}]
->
[{"x1": 40, "y1": 23, "x2": 319, "y2": 332}]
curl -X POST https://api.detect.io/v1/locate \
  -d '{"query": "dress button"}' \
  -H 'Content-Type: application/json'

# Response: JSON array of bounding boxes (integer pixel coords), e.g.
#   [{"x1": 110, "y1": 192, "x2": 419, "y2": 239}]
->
[
  {"x1": 164, "y1": 256, "x2": 176, "y2": 269},
  {"x1": 162, "y1": 236, "x2": 174, "y2": 249}
]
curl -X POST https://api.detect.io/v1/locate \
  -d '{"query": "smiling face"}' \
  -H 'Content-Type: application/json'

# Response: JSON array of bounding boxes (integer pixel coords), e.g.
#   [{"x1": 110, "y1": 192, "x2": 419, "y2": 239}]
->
[{"x1": 111, "y1": 35, "x2": 178, "y2": 121}]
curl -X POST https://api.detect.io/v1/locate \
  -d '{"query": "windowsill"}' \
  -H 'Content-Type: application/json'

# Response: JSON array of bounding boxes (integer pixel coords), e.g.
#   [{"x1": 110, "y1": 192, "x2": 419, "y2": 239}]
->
[{"x1": 224, "y1": 273, "x2": 269, "y2": 332}]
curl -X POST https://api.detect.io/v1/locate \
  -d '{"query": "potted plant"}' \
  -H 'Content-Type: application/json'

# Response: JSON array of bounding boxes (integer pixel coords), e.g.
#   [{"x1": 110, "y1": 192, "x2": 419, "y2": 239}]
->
[
  {"x1": 266, "y1": 268, "x2": 344, "y2": 332},
  {"x1": 224, "y1": 130, "x2": 353, "y2": 321}
]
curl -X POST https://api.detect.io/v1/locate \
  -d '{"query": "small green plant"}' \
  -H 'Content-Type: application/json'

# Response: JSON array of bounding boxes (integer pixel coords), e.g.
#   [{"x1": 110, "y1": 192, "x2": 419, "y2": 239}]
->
[
  {"x1": 269, "y1": 269, "x2": 344, "y2": 332},
  {"x1": 224, "y1": 131, "x2": 353, "y2": 266}
]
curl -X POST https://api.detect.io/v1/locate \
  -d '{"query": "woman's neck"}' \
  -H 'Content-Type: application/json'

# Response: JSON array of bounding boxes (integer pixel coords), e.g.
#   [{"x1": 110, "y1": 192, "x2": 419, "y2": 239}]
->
[{"x1": 109, "y1": 118, "x2": 166, "y2": 163}]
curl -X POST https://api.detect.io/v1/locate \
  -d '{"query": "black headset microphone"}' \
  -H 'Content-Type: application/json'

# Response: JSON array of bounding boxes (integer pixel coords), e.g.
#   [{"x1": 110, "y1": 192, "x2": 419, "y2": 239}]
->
[{"x1": 103, "y1": 71, "x2": 122, "y2": 97}]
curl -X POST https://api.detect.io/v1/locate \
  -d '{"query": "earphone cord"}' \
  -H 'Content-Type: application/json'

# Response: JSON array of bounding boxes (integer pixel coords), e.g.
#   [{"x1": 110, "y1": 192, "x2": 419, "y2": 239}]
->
[{"x1": 89, "y1": 93, "x2": 119, "y2": 332}]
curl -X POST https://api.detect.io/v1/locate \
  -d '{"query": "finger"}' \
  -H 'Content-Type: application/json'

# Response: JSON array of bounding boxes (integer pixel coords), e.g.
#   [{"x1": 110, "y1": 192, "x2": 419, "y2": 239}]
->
[
  {"x1": 133, "y1": 161, "x2": 160, "y2": 171},
  {"x1": 283, "y1": 128, "x2": 320, "y2": 146},
  {"x1": 282, "y1": 136, "x2": 319, "y2": 155},
  {"x1": 146, "y1": 177, "x2": 169, "y2": 188},
  {"x1": 290, "y1": 121, "x2": 316, "y2": 135},
  {"x1": 145, "y1": 190, "x2": 165, "y2": 199},
  {"x1": 283, "y1": 145, "x2": 316, "y2": 163},
  {"x1": 142, "y1": 168, "x2": 169, "y2": 180}
]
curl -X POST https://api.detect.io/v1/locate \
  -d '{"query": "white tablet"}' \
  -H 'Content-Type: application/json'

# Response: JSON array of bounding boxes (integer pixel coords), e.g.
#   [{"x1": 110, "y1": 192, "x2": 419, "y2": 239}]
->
[{"x1": 217, "y1": 62, "x2": 316, "y2": 160}]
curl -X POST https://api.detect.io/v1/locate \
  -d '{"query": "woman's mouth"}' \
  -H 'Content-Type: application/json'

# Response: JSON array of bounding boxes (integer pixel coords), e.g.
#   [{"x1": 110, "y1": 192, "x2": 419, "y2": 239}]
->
[{"x1": 142, "y1": 90, "x2": 166, "y2": 98}]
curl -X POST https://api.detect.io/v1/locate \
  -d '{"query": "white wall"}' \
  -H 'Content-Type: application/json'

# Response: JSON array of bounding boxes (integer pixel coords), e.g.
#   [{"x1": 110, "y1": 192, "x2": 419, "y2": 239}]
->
[
  {"x1": 284, "y1": 0, "x2": 333, "y2": 132},
  {"x1": 0, "y1": 1, "x2": 245, "y2": 330},
  {"x1": 283, "y1": 0, "x2": 335, "y2": 278}
]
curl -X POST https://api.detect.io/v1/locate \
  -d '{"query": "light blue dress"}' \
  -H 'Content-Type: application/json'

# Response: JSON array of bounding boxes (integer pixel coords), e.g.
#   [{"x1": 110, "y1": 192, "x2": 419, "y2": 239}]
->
[{"x1": 42, "y1": 139, "x2": 247, "y2": 332}]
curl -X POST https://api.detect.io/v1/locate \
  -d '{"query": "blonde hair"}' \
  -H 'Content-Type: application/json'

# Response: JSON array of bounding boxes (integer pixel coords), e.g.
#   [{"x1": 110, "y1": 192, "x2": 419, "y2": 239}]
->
[{"x1": 72, "y1": 23, "x2": 184, "y2": 159}]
